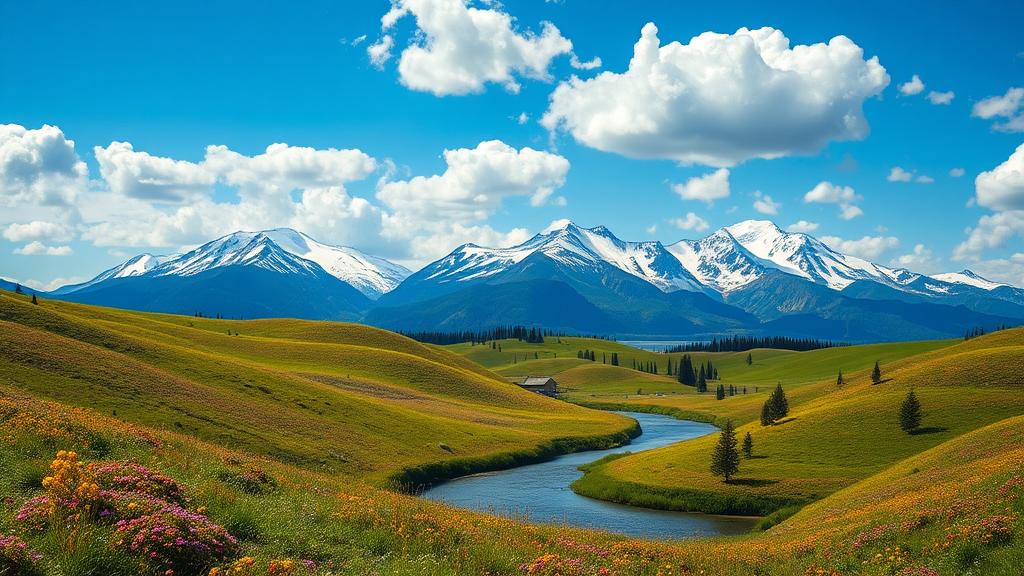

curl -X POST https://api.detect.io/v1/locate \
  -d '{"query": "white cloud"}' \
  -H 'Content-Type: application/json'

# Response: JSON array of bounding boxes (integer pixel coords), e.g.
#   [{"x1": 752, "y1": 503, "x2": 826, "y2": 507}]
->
[
  {"x1": 94, "y1": 142, "x2": 215, "y2": 203},
  {"x1": 887, "y1": 167, "x2": 913, "y2": 182},
  {"x1": 974, "y1": 143, "x2": 1024, "y2": 211},
  {"x1": 12, "y1": 241, "x2": 73, "y2": 256},
  {"x1": 820, "y1": 235, "x2": 899, "y2": 260},
  {"x1": 898, "y1": 75, "x2": 925, "y2": 96},
  {"x1": 890, "y1": 244, "x2": 941, "y2": 274},
  {"x1": 916, "y1": 175, "x2": 934, "y2": 183},
  {"x1": 751, "y1": 191, "x2": 780, "y2": 215},
  {"x1": 367, "y1": 35, "x2": 394, "y2": 68},
  {"x1": 3, "y1": 220, "x2": 75, "y2": 242},
  {"x1": 671, "y1": 168, "x2": 730, "y2": 205},
  {"x1": 926, "y1": 91, "x2": 954, "y2": 105},
  {"x1": 786, "y1": 220, "x2": 819, "y2": 233},
  {"x1": 542, "y1": 219, "x2": 572, "y2": 233},
  {"x1": 402, "y1": 223, "x2": 532, "y2": 263},
  {"x1": 646, "y1": 224, "x2": 657, "y2": 234},
  {"x1": 373, "y1": 0, "x2": 581, "y2": 96},
  {"x1": 804, "y1": 181, "x2": 863, "y2": 220},
  {"x1": 377, "y1": 140, "x2": 569, "y2": 228},
  {"x1": 0, "y1": 124, "x2": 87, "y2": 210},
  {"x1": 351, "y1": 35, "x2": 367, "y2": 46},
  {"x1": 516, "y1": 112, "x2": 530, "y2": 125},
  {"x1": 669, "y1": 212, "x2": 709, "y2": 232},
  {"x1": 972, "y1": 87, "x2": 1024, "y2": 132},
  {"x1": 950, "y1": 167, "x2": 965, "y2": 177},
  {"x1": 569, "y1": 54, "x2": 601, "y2": 70},
  {"x1": 953, "y1": 211, "x2": 1024, "y2": 261},
  {"x1": 541, "y1": 24, "x2": 888, "y2": 167}
]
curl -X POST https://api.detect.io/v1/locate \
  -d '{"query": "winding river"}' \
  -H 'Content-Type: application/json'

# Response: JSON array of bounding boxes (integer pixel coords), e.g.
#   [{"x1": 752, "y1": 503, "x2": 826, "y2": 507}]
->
[{"x1": 421, "y1": 412, "x2": 759, "y2": 539}]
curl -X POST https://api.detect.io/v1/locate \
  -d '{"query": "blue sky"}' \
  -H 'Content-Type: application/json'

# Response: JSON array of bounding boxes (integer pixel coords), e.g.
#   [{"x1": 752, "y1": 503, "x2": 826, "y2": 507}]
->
[{"x1": 2, "y1": 0, "x2": 1023, "y2": 289}]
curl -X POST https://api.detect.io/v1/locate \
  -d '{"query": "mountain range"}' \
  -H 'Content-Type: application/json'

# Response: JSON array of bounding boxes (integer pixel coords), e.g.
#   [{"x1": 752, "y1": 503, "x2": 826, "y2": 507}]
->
[{"x1": 26, "y1": 221, "x2": 1024, "y2": 342}]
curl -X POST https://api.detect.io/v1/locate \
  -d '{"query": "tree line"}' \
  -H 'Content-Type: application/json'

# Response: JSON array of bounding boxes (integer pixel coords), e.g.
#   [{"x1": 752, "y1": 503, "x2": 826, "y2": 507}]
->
[
  {"x1": 664, "y1": 335, "x2": 844, "y2": 353},
  {"x1": 400, "y1": 325, "x2": 557, "y2": 345}
]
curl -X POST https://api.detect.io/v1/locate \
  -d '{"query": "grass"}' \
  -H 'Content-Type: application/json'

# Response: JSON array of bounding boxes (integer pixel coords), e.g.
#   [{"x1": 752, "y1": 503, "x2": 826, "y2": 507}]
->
[{"x1": 0, "y1": 289, "x2": 635, "y2": 485}]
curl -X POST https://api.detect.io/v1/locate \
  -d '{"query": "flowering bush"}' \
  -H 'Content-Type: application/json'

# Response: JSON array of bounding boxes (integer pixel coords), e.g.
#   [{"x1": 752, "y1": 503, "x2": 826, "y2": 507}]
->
[
  {"x1": 0, "y1": 534, "x2": 42, "y2": 572},
  {"x1": 114, "y1": 503, "x2": 239, "y2": 572},
  {"x1": 91, "y1": 462, "x2": 186, "y2": 502}
]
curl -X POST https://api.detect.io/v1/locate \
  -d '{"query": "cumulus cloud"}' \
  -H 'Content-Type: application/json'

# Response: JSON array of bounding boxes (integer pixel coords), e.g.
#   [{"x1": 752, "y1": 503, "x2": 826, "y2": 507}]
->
[
  {"x1": 950, "y1": 167, "x2": 965, "y2": 177},
  {"x1": 804, "y1": 181, "x2": 863, "y2": 220},
  {"x1": 820, "y1": 235, "x2": 899, "y2": 260},
  {"x1": 669, "y1": 212, "x2": 709, "y2": 232},
  {"x1": 890, "y1": 244, "x2": 941, "y2": 274},
  {"x1": 3, "y1": 220, "x2": 75, "y2": 242},
  {"x1": 371, "y1": 0, "x2": 588, "y2": 96},
  {"x1": 972, "y1": 87, "x2": 1024, "y2": 132},
  {"x1": 916, "y1": 175, "x2": 934, "y2": 183},
  {"x1": 0, "y1": 124, "x2": 87, "y2": 210},
  {"x1": 974, "y1": 143, "x2": 1024, "y2": 211},
  {"x1": 787, "y1": 221, "x2": 819, "y2": 233},
  {"x1": 401, "y1": 222, "x2": 533, "y2": 262},
  {"x1": 541, "y1": 24, "x2": 888, "y2": 167},
  {"x1": 646, "y1": 224, "x2": 657, "y2": 234},
  {"x1": 204, "y1": 143, "x2": 376, "y2": 199},
  {"x1": 94, "y1": 142, "x2": 215, "y2": 203},
  {"x1": 751, "y1": 191, "x2": 780, "y2": 215},
  {"x1": 671, "y1": 168, "x2": 730, "y2": 205},
  {"x1": 12, "y1": 241, "x2": 73, "y2": 256},
  {"x1": 927, "y1": 91, "x2": 954, "y2": 105},
  {"x1": 953, "y1": 211, "x2": 1024, "y2": 261},
  {"x1": 898, "y1": 75, "x2": 925, "y2": 96},
  {"x1": 377, "y1": 140, "x2": 569, "y2": 228},
  {"x1": 887, "y1": 167, "x2": 913, "y2": 182}
]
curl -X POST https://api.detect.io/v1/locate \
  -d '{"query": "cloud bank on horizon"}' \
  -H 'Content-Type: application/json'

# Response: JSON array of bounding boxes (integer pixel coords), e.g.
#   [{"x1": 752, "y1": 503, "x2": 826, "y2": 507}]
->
[{"x1": 1, "y1": 0, "x2": 1023, "y2": 288}]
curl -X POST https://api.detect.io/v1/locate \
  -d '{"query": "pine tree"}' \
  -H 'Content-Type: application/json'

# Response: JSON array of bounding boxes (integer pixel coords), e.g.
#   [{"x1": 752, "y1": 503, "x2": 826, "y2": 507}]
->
[
  {"x1": 716, "y1": 384, "x2": 725, "y2": 400},
  {"x1": 610, "y1": 352, "x2": 619, "y2": 366},
  {"x1": 709, "y1": 421, "x2": 740, "y2": 483},
  {"x1": 653, "y1": 362, "x2": 658, "y2": 375},
  {"x1": 760, "y1": 401, "x2": 773, "y2": 426},
  {"x1": 871, "y1": 361, "x2": 882, "y2": 385},
  {"x1": 31, "y1": 293, "x2": 38, "y2": 305},
  {"x1": 742, "y1": 431, "x2": 753, "y2": 458},
  {"x1": 762, "y1": 383, "x2": 789, "y2": 424},
  {"x1": 836, "y1": 369, "x2": 845, "y2": 387},
  {"x1": 603, "y1": 352, "x2": 606, "y2": 364},
  {"x1": 15, "y1": 283, "x2": 24, "y2": 295},
  {"x1": 698, "y1": 370, "x2": 706, "y2": 392},
  {"x1": 746, "y1": 353, "x2": 753, "y2": 366},
  {"x1": 898, "y1": 389, "x2": 923, "y2": 433}
]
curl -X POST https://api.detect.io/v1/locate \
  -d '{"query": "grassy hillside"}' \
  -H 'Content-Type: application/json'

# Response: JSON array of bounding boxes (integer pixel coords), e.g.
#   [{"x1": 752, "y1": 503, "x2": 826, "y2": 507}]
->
[
  {"x1": 566, "y1": 328, "x2": 1024, "y2": 515},
  {"x1": 0, "y1": 289, "x2": 635, "y2": 485}
]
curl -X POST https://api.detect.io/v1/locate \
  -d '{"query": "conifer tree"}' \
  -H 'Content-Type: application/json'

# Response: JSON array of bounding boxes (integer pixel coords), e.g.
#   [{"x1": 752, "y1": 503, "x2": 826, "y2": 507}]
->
[
  {"x1": 15, "y1": 283, "x2": 24, "y2": 294},
  {"x1": 710, "y1": 421, "x2": 740, "y2": 483},
  {"x1": 742, "y1": 431, "x2": 753, "y2": 458},
  {"x1": 761, "y1": 383, "x2": 789, "y2": 425},
  {"x1": 898, "y1": 389, "x2": 923, "y2": 433},
  {"x1": 698, "y1": 370, "x2": 706, "y2": 392},
  {"x1": 871, "y1": 361, "x2": 881, "y2": 385},
  {"x1": 746, "y1": 353, "x2": 753, "y2": 366},
  {"x1": 611, "y1": 352, "x2": 619, "y2": 366},
  {"x1": 716, "y1": 384, "x2": 725, "y2": 400},
  {"x1": 836, "y1": 369, "x2": 845, "y2": 387},
  {"x1": 603, "y1": 352, "x2": 606, "y2": 364},
  {"x1": 653, "y1": 362, "x2": 658, "y2": 375},
  {"x1": 760, "y1": 401, "x2": 773, "y2": 426},
  {"x1": 31, "y1": 293, "x2": 38, "y2": 305}
]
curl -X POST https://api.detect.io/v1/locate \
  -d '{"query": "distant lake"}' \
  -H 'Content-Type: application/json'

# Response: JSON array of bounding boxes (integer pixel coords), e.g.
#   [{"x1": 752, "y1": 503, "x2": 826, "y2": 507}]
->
[
  {"x1": 618, "y1": 340, "x2": 700, "y2": 351},
  {"x1": 421, "y1": 412, "x2": 759, "y2": 539}
]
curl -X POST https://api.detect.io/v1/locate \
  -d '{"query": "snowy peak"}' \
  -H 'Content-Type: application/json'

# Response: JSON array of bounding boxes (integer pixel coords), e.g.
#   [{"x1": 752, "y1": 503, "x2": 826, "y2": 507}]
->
[
  {"x1": 667, "y1": 229, "x2": 771, "y2": 292},
  {"x1": 153, "y1": 232, "x2": 326, "y2": 278},
  {"x1": 931, "y1": 270, "x2": 1009, "y2": 291}
]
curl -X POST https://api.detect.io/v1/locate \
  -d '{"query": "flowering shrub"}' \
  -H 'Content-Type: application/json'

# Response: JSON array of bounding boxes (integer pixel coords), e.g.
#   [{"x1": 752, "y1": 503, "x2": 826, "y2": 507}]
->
[
  {"x1": 0, "y1": 534, "x2": 42, "y2": 572},
  {"x1": 114, "y1": 503, "x2": 239, "y2": 572},
  {"x1": 91, "y1": 462, "x2": 186, "y2": 502}
]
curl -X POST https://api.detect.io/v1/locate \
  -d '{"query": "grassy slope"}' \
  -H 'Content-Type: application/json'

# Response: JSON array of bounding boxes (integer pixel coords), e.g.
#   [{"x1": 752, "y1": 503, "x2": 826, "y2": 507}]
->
[
  {"x1": 0, "y1": 290, "x2": 634, "y2": 484},
  {"x1": 565, "y1": 328, "x2": 1024, "y2": 514}
]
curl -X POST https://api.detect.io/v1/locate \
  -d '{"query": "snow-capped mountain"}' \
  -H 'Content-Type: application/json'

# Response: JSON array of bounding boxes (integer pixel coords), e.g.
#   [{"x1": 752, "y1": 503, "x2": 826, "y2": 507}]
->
[
  {"x1": 419, "y1": 221, "x2": 705, "y2": 294},
  {"x1": 931, "y1": 270, "x2": 1010, "y2": 291},
  {"x1": 66, "y1": 229, "x2": 410, "y2": 300},
  {"x1": 666, "y1": 228, "x2": 771, "y2": 292}
]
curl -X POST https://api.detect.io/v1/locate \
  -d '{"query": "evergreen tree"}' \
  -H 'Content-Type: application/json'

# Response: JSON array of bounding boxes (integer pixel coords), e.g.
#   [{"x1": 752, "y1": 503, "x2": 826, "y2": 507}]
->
[
  {"x1": 746, "y1": 353, "x2": 753, "y2": 366},
  {"x1": 714, "y1": 367, "x2": 719, "y2": 380},
  {"x1": 699, "y1": 365, "x2": 706, "y2": 382},
  {"x1": 716, "y1": 384, "x2": 725, "y2": 400},
  {"x1": 578, "y1": 350, "x2": 584, "y2": 359},
  {"x1": 709, "y1": 420, "x2": 740, "y2": 483},
  {"x1": 836, "y1": 369, "x2": 845, "y2": 387},
  {"x1": 871, "y1": 361, "x2": 882, "y2": 385},
  {"x1": 31, "y1": 293, "x2": 38, "y2": 305},
  {"x1": 15, "y1": 283, "x2": 24, "y2": 295},
  {"x1": 667, "y1": 359, "x2": 673, "y2": 376},
  {"x1": 761, "y1": 383, "x2": 789, "y2": 425},
  {"x1": 760, "y1": 401, "x2": 773, "y2": 426},
  {"x1": 698, "y1": 370, "x2": 706, "y2": 392},
  {"x1": 898, "y1": 389, "x2": 923, "y2": 433},
  {"x1": 603, "y1": 352, "x2": 606, "y2": 364},
  {"x1": 611, "y1": 352, "x2": 619, "y2": 366},
  {"x1": 742, "y1": 431, "x2": 753, "y2": 458}
]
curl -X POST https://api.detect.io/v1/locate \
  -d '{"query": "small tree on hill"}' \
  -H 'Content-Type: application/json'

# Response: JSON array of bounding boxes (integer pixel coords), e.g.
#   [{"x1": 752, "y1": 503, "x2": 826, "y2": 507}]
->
[
  {"x1": 716, "y1": 384, "x2": 725, "y2": 400},
  {"x1": 761, "y1": 383, "x2": 789, "y2": 425},
  {"x1": 742, "y1": 431, "x2": 753, "y2": 458},
  {"x1": 31, "y1": 294, "x2": 38, "y2": 305},
  {"x1": 698, "y1": 370, "x2": 707, "y2": 393},
  {"x1": 15, "y1": 283, "x2": 24, "y2": 294},
  {"x1": 898, "y1": 389, "x2": 923, "y2": 434},
  {"x1": 836, "y1": 369, "x2": 845, "y2": 387},
  {"x1": 871, "y1": 361, "x2": 882, "y2": 385},
  {"x1": 710, "y1": 421, "x2": 740, "y2": 483},
  {"x1": 610, "y1": 352, "x2": 619, "y2": 366},
  {"x1": 746, "y1": 353, "x2": 753, "y2": 366},
  {"x1": 760, "y1": 401, "x2": 773, "y2": 426}
]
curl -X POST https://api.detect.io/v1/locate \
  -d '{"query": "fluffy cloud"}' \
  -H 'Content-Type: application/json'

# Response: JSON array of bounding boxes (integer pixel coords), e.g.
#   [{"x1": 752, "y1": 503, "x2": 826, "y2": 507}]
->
[
  {"x1": 890, "y1": 244, "x2": 941, "y2": 274},
  {"x1": 0, "y1": 124, "x2": 87, "y2": 209},
  {"x1": 204, "y1": 143, "x2": 376, "y2": 198},
  {"x1": 3, "y1": 220, "x2": 75, "y2": 242},
  {"x1": 887, "y1": 167, "x2": 913, "y2": 182},
  {"x1": 752, "y1": 191, "x2": 780, "y2": 215},
  {"x1": 12, "y1": 241, "x2": 73, "y2": 256},
  {"x1": 972, "y1": 87, "x2": 1024, "y2": 133},
  {"x1": 821, "y1": 235, "x2": 899, "y2": 260},
  {"x1": 950, "y1": 168, "x2": 965, "y2": 177},
  {"x1": 927, "y1": 91, "x2": 954, "y2": 105},
  {"x1": 671, "y1": 169, "x2": 730, "y2": 205},
  {"x1": 377, "y1": 140, "x2": 569, "y2": 231},
  {"x1": 953, "y1": 210, "x2": 1024, "y2": 261},
  {"x1": 804, "y1": 181, "x2": 863, "y2": 220},
  {"x1": 786, "y1": 220, "x2": 819, "y2": 233},
  {"x1": 402, "y1": 223, "x2": 533, "y2": 262},
  {"x1": 669, "y1": 212, "x2": 709, "y2": 232},
  {"x1": 974, "y1": 143, "x2": 1024, "y2": 211},
  {"x1": 94, "y1": 142, "x2": 215, "y2": 203},
  {"x1": 541, "y1": 24, "x2": 888, "y2": 167},
  {"x1": 916, "y1": 175, "x2": 934, "y2": 183},
  {"x1": 371, "y1": 0, "x2": 584, "y2": 96},
  {"x1": 898, "y1": 75, "x2": 925, "y2": 96}
]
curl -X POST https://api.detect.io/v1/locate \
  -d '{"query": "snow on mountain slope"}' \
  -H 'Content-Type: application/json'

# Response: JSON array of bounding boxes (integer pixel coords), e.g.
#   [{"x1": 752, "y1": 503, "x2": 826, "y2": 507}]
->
[
  {"x1": 931, "y1": 270, "x2": 1010, "y2": 291},
  {"x1": 152, "y1": 232, "x2": 325, "y2": 278},
  {"x1": 50, "y1": 253, "x2": 178, "y2": 295},
  {"x1": 422, "y1": 222, "x2": 704, "y2": 293},
  {"x1": 667, "y1": 229, "x2": 771, "y2": 292}
]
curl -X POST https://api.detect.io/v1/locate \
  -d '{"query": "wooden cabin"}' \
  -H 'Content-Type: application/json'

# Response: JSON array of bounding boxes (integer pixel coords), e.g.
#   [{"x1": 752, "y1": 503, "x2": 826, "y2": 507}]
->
[{"x1": 517, "y1": 376, "x2": 558, "y2": 396}]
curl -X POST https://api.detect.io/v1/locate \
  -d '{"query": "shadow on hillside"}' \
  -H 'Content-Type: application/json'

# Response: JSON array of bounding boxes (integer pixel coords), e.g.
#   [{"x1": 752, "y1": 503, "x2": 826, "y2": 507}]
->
[
  {"x1": 773, "y1": 417, "x2": 797, "y2": 425},
  {"x1": 911, "y1": 427, "x2": 948, "y2": 435},
  {"x1": 746, "y1": 455, "x2": 769, "y2": 460},
  {"x1": 872, "y1": 378, "x2": 894, "y2": 385},
  {"x1": 728, "y1": 478, "x2": 778, "y2": 487}
]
